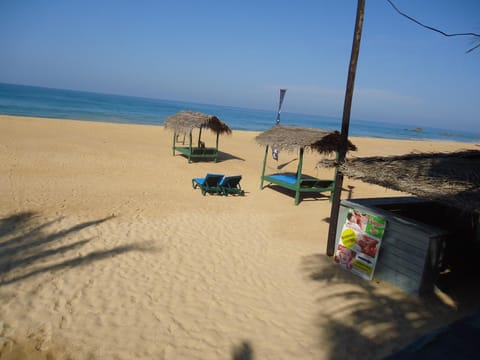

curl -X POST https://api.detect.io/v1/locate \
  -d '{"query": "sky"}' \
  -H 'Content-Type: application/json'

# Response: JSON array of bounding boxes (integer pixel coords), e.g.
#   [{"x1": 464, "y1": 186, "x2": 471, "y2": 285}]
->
[{"x1": 0, "y1": 0, "x2": 479, "y2": 131}]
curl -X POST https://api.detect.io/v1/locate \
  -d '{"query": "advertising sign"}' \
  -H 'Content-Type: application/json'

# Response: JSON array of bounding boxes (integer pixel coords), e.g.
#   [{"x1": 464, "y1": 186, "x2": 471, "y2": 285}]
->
[{"x1": 334, "y1": 208, "x2": 386, "y2": 280}]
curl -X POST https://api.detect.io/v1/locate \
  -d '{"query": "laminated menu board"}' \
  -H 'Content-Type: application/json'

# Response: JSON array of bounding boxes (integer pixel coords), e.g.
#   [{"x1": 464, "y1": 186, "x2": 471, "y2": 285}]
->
[{"x1": 334, "y1": 208, "x2": 386, "y2": 280}]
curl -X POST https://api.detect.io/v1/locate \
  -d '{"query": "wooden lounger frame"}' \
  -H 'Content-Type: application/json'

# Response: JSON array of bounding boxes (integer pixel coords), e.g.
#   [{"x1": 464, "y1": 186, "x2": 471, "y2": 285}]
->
[
  {"x1": 260, "y1": 145, "x2": 336, "y2": 205},
  {"x1": 171, "y1": 128, "x2": 220, "y2": 163}
]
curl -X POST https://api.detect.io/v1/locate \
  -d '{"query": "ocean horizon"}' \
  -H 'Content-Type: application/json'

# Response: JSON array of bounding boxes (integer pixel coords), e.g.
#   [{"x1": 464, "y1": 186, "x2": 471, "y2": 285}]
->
[{"x1": 1, "y1": 82, "x2": 479, "y2": 143}]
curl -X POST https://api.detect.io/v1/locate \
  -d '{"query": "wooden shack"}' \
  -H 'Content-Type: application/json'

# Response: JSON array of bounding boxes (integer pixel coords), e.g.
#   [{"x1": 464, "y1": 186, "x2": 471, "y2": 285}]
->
[
  {"x1": 328, "y1": 150, "x2": 480, "y2": 296},
  {"x1": 337, "y1": 197, "x2": 449, "y2": 296}
]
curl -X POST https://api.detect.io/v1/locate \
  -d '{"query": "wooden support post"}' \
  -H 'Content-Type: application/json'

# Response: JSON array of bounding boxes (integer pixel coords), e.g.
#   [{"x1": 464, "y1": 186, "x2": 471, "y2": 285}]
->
[
  {"x1": 295, "y1": 148, "x2": 305, "y2": 205},
  {"x1": 188, "y1": 131, "x2": 193, "y2": 163},
  {"x1": 215, "y1": 131, "x2": 219, "y2": 162},
  {"x1": 330, "y1": 152, "x2": 340, "y2": 202},
  {"x1": 260, "y1": 145, "x2": 269, "y2": 189},
  {"x1": 326, "y1": 0, "x2": 365, "y2": 256},
  {"x1": 198, "y1": 127, "x2": 203, "y2": 147}
]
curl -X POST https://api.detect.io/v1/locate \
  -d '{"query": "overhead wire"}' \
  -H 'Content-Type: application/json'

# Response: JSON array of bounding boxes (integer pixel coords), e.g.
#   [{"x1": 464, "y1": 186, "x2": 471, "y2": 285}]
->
[{"x1": 386, "y1": 0, "x2": 480, "y2": 53}]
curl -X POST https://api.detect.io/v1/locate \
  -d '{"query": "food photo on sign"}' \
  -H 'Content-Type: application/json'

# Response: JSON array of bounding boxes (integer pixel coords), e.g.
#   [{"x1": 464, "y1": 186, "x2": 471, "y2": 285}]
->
[{"x1": 334, "y1": 208, "x2": 386, "y2": 280}]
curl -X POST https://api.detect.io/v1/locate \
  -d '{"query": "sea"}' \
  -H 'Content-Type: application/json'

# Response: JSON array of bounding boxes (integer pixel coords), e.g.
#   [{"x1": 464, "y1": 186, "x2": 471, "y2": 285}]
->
[{"x1": 0, "y1": 82, "x2": 478, "y2": 143}]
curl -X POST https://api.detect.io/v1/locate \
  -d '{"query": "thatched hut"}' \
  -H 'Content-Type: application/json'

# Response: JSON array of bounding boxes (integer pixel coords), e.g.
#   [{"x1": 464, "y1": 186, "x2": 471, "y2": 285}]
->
[
  {"x1": 320, "y1": 149, "x2": 480, "y2": 296},
  {"x1": 324, "y1": 149, "x2": 480, "y2": 212},
  {"x1": 255, "y1": 125, "x2": 356, "y2": 205},
  {"x1": 164, "y1": 110, "x2": 232, "y2": 163}
]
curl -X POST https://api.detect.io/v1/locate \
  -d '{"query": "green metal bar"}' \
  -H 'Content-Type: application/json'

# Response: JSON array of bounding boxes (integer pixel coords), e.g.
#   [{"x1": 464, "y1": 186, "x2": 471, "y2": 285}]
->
[
  {"x1": 295, "y1": 147, "x2": 305, "y2": 205},
  {"x1": 260, "y1": 145, "x2": 269, "y2": 189}
]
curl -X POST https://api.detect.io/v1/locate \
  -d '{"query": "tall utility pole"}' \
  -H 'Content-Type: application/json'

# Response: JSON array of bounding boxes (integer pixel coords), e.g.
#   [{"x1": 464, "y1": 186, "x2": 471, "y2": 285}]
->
[{"x1": 326, "y1": 0, "x2": 366, "y2": 256}]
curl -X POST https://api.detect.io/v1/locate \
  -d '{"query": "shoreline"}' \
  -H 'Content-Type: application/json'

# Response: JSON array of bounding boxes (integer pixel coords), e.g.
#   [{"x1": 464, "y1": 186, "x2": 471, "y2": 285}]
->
[
  {"x1": 0, "y1": 115, "x2": 478, "y2": 359},
  {"x1": 1, "y1": 107, "x2": 479, "y2": 143}
]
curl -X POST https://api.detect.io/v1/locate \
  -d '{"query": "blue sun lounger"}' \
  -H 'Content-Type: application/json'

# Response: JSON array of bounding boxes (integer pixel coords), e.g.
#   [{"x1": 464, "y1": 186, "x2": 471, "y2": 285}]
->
[
  {"x1": 219, "y1": 175, "x2": 243, "y2": 196},
  {"x1": 192, "y1": 173, "x2": 224, "y2": 195}
]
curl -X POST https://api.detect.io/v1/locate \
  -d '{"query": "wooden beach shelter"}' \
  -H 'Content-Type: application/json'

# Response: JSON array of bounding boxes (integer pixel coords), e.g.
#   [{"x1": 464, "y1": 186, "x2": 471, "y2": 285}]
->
[
  {"x1": 164, "y1": 110, "x2": 232, "y2": 163},
  {"x1": 256, "y1": 125, "x2": 356, "y2": 205}
]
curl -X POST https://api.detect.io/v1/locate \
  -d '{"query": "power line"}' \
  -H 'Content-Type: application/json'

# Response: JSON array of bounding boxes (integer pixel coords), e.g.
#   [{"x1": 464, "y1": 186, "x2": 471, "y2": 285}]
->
[{"x1": 386, "y1": 0, "x2": 480, "y2": 53}]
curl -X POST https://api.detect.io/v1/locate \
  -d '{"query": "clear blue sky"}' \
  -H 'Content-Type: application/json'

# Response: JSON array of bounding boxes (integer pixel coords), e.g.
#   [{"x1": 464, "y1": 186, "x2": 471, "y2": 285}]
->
[{"x1": 0, "y1": 0, "x2": 478, "y2": 131}]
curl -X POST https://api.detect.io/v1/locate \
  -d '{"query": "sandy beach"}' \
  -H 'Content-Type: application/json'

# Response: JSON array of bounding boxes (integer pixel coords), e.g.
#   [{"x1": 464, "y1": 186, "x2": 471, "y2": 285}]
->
[{"x1": 0, "y1": 115, "x2": 478, "y2": 359}]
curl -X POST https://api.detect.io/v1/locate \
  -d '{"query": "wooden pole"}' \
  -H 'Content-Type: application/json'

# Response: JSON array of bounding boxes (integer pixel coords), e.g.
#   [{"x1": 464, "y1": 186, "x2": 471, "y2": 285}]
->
[
  {"x1": 326, "y1": 0, "x2": 365, "y2": 256},
  {"x1": 198, "y1": 127, "x2": 203, "y2": 147},
  {"x1": 172, "y1": 132, "x2": 176, "y2": 156},
  {"x1": 188, "y1": 130, "x2": 193, "y2": 163},
  {"x1": 260, "y1": 145, "x2": 269, "y2": 189},
  {"x1": 295, "y1": 148, "x2": 305, "y2": 205}
]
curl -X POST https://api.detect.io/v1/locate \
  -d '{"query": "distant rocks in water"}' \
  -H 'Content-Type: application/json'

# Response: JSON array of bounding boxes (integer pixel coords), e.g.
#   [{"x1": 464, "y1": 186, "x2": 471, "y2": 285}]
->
[{"x1": 404, "y1": 127, "x2": 423, "y2": 133}]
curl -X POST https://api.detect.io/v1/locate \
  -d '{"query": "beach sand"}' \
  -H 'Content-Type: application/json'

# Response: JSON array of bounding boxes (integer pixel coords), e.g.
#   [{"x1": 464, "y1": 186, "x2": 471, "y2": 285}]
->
[{"x1": 0, "y1": 115, "x2": 478, "y2": 359}]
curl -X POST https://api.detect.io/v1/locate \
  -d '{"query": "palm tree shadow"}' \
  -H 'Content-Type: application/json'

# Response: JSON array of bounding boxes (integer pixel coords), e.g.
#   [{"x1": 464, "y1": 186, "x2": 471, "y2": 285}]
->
[
  {"x1": 0, "y1": 211, "x2": 157, "y2": 286},
  {"x1": 263, "y1": 185, "x2": 331, "y2": 204},
  {"x1": 301, "y1": 253, "x2": 470, "y2": 359}
]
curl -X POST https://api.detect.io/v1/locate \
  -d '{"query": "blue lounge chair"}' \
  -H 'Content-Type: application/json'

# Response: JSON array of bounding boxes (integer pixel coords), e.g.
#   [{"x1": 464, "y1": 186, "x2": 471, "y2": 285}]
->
[
  {"x1": 192, "y1": 173, "x2": 224, "y2": 196},
  {"x1": 219, "y1": 175, "x2": 244, "y2": 196}
]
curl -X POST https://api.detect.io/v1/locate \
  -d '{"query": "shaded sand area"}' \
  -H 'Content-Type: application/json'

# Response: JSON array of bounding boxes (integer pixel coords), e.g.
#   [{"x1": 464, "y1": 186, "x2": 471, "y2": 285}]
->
[{"x1": 0, "y1": 115, "x2": 479, "y2": 359}]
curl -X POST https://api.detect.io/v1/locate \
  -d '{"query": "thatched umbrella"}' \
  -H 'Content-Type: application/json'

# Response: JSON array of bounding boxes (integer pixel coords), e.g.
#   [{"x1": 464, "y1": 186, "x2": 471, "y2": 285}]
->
[
  {"x1": 320, "y1": 150, "x2": 480, "y2": 212},
  {"x1": 255, "y1": 125, "x2": 357, "y2": 154},
  {"x1": 164, "y1": 110, "x2": 232, "y2": 136},
  {"x1": 163, "y1": 110, "x2": 232, "y2": 162}
]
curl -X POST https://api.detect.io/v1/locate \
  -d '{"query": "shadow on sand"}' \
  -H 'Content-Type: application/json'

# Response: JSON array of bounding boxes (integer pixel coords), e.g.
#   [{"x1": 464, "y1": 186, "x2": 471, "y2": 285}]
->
[
  {"x1": 262, "y1": 185, "x2": 354, "y2": 205},
  {"x1": 175, "y1": 150, "x2": 245, "y2": 163},
  {"x1": 231, "y1": 340, "x2": 254, "y2": 360},
  {"x1": 302, "y1": 253, "x2": 480, "y2": 360},
  {"x1": 0, "y1": 211, "x2": 156, "y2": 286}
]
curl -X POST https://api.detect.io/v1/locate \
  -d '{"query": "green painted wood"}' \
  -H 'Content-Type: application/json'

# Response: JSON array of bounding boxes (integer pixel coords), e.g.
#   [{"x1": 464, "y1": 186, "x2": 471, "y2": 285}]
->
[
  {"x1": 260, "y1": 145, "x2": 335, "y2": 205},
  {"x1": 171, "y1": 128, "x2": 219, "y2": 163},
  {"x1": 173, "y1": 146, "x2": 218, "y2": 160}
]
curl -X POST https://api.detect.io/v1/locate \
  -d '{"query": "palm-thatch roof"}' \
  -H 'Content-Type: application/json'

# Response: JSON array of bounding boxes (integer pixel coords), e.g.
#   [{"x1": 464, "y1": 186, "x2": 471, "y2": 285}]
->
[
  {"x1": 164, "y1": 110, "x2": 232, "y2": 135},
  {"x1": 322, "y1": 150, "x2": 480, "y2": 212},
  {"x1": 255, "y1": 125, "x2": 357, "y2": 154}
]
